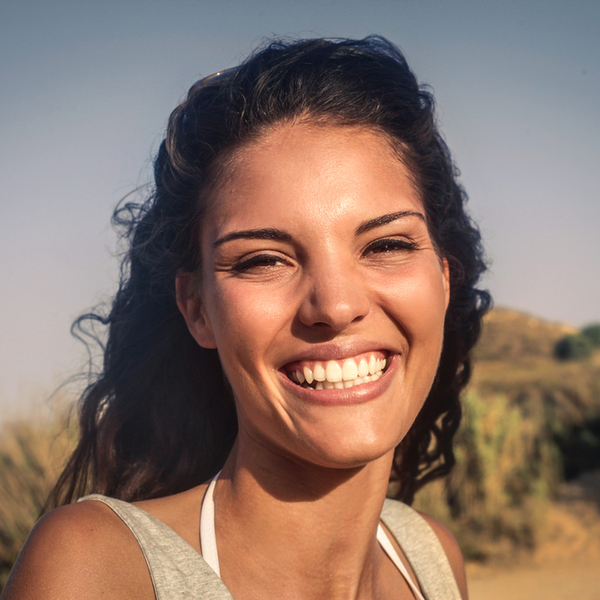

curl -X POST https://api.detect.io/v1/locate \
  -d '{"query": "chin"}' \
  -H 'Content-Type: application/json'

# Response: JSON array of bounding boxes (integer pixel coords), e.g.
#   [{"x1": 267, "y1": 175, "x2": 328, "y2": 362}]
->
[{"x1": 290, "y1": 429, "x2": 402, "y2": 472}]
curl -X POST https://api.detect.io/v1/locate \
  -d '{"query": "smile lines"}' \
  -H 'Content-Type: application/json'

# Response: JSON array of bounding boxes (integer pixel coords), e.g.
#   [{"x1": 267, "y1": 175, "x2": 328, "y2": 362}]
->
[{"x1": 286, "y1": 353, "x2": 388, "y2": 390}]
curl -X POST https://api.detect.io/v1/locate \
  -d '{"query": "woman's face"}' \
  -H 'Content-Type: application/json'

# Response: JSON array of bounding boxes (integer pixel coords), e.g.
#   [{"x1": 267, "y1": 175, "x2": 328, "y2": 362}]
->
[{"x1": 179, "y1": 123, "x2": 449, "y2": 470}]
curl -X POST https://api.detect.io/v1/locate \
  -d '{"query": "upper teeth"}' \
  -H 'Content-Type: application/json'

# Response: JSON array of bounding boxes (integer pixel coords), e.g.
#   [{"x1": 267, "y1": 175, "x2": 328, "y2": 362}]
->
[{"x1": 288, "y1": 354, "x2": 387, "y2": 389}]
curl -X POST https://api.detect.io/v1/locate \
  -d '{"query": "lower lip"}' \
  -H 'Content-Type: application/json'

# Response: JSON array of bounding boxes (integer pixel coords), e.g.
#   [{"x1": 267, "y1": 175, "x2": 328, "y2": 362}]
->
[{"x1": 278, "y1": 354, "x2": 399, "y2": 406}]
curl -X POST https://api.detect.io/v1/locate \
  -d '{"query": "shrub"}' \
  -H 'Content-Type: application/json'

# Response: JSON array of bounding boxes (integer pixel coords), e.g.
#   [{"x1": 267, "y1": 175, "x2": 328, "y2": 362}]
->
[
  {"x1": 413, "y1": 392, "x2": 560, "y2": 560},
  {"x1": 554, "y1": 333, "x2": 593, "y2": 361},
  {"x1": 582, "y1": 323, "x2": 600, "y2": 347},
  {"x1": 555, "y1": 417, "x2": 600, "y2": 480}
]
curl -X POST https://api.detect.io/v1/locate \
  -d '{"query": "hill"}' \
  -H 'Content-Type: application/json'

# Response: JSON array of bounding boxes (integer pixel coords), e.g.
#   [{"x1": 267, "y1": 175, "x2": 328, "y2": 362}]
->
[
  {"x1": 472, "y1": 307, "x2": 600, "y2": 434},
  {"x1": 474, "y1": 307, "x2": 577, "y2": 362}
]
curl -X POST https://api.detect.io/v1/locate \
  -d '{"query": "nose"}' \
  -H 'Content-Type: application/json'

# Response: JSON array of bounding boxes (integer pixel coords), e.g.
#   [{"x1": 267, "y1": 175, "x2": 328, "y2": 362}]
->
[{"x1": 296, "y1": 261, "x2": 371, "y2": 332}]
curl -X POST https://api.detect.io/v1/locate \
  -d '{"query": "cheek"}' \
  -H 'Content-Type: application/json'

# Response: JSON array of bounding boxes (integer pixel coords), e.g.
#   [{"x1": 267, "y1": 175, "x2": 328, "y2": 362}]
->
[
  {"x1": 379, "y1": 262, "x2": 448, "y2": 341},
  {"x1": 204, "y1": 278, "x2": 292, "y2": 370}
]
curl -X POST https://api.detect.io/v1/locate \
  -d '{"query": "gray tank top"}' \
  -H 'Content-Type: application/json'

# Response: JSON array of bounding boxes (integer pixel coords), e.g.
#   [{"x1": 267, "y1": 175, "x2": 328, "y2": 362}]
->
[{"x1": 79, "y1": 494, "x2": 461, "y2": 600}]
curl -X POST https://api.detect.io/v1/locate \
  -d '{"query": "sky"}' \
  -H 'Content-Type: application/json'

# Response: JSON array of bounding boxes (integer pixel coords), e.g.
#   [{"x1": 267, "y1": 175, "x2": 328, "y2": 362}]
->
[{"x1": 1, "y1": 0, "x2": 599, "y2": 419}]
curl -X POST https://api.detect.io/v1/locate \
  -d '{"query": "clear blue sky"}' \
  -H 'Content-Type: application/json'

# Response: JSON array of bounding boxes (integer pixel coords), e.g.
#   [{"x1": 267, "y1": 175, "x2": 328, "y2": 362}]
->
[{"x1": 1, "y1": 0, "x2": 599, "y2": 418}]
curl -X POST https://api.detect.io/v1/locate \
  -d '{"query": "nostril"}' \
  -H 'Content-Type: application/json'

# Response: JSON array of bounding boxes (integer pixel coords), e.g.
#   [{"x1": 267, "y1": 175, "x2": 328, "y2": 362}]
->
[{"x1": 298, "y1": 293, "x2": 371, "y2": 332}]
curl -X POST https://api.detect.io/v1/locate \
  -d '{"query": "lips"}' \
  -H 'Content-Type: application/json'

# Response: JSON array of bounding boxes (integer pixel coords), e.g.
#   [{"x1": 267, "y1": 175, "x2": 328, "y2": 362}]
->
[{"x1": 283, "y1": 351, "x2": 388, "y2": 390}]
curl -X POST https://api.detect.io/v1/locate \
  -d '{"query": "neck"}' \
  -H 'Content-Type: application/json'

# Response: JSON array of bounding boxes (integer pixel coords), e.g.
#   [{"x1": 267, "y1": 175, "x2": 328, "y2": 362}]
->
[{"x1": 212, "y1": 436, "x2": 396, "y2": 600}]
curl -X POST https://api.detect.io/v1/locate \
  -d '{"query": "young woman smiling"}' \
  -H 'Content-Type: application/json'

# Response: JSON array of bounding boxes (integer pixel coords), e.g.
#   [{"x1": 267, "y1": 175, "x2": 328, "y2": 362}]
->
[{"x1": 2, "y1": 37, "x2": 489, "y2": 600}]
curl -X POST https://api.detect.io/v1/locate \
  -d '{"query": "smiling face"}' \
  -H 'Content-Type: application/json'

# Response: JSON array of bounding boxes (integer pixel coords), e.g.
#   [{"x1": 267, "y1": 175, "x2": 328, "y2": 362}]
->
[{"x1": 178, "y1": 123, "x2": 450, "y2": 470}]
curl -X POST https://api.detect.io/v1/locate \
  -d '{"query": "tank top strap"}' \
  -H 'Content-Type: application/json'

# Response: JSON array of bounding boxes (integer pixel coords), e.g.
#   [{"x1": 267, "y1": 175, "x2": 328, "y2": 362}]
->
[
  {"x1": 78, "y1": 494, "x2": 461, "y2": 600},
  {"x1": 78, "y1": 494, "x2": 233, "y2": 600},
  {"x1": 380, "y1": 499, "x2": 462, "y2": 600}
]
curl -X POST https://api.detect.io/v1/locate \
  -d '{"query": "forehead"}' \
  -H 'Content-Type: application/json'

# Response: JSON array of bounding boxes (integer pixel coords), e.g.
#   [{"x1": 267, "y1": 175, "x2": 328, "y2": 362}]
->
[{"x1": 204, "y1": 123, "x2": 424, "y2": 235}]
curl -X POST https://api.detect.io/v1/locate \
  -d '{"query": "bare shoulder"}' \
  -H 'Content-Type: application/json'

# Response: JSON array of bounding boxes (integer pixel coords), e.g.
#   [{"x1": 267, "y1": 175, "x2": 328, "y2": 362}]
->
[
  {"x1": 417, "y1": 511, "x2": 469, "y2": 600},
  {"x1": 1, "y1": 500, "x2": 154, "y2": 600}
]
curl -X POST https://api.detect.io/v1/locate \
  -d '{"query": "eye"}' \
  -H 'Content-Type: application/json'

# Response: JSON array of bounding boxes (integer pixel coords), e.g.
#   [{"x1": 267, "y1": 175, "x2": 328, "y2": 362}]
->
[
  {"x1": 231, "y1": 253, "x2": 290, "y2": 273},
  {"x1": 362, "y1": 238, "x2": 417, "y2": 257}
]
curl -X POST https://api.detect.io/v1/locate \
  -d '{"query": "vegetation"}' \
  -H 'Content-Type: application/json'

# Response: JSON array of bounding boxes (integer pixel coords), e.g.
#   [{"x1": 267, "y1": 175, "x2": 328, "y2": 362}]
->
[
  {"x1": 582, "y1": 323, "x2": 600, "y2": 347},
  {"x1": 415, "y1": 308, "x2": 600, "y2": 560},
  {"x1": 0, "y1": 409, "x2": 76, "y2": 588},
  {"x1": 414, "y1": 391, "x2": 559, "y2": 560},
  {"x1": 555, "y1": 417, "x2": 600, "y2": 479},
  {"x1": 553, "y1": 322, "x2": 600, "y2": 361},
  {"x1": 554, "y1": 334, "x2": 593, "y2": 361}
]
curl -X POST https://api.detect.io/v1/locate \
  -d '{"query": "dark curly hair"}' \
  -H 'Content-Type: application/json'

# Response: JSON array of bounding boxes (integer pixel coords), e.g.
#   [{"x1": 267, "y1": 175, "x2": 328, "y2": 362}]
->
[{"x1": 47, "y1": 35, "x2": 490, "y2": 509}]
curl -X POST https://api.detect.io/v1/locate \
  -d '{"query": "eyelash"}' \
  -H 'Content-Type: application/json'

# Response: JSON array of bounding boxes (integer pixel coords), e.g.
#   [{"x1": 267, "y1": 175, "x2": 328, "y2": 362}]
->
[
  {"x1": 363, "y1": 238, "x2": 417, "y2": 256},
  {"x1": 230, "y1": 238, "x2": 416, "y2": 272},
  {"x1": 231, "y1": 253, "x2": 288, "y2": 272}
]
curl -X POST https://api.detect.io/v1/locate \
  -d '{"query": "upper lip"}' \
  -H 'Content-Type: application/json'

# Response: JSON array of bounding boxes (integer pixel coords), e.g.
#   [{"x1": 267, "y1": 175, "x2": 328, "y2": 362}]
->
[{"x1": 278, "y1": 339, "x2": 400, "y2": 368}]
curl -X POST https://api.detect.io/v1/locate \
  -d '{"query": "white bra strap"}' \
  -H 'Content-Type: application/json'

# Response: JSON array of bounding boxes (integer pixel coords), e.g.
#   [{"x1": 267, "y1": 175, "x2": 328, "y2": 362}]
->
[
  {"x1": 200, "y1": 471, "x2": 425, "y2": 600},
  {"x1": 200, "y1": 471, "x2": 221, "y2": 576},
  {"x1": 377, "y1": 523, "x2": 426, "y2": 600}
]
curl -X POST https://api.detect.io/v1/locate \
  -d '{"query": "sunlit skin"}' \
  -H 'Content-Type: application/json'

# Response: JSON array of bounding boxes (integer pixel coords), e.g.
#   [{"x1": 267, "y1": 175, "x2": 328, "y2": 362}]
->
[
  {"x1": 172, "y1": 123, "x2": 458, "y2": 599},
  {"x1": 181, "y1": 123, "x2": 450, "y2": 475}
]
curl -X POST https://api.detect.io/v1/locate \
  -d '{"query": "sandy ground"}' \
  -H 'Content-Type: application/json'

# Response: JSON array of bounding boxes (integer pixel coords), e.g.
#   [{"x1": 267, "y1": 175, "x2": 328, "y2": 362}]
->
[
  {"x1": 468, "y1": 562, "x2": 600, "y2": 600},
  {"x1": 467, "y1": 471, "x2": 600, "y2": 600}
]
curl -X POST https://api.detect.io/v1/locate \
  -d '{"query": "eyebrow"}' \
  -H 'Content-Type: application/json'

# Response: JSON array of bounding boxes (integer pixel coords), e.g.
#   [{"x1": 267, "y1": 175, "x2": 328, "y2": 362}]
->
[
  {"x1": 355, "y1": 211, "x2": 425, "y2": 235},
  {"x1": 213, "y1": 228, "x2": 293, "y2": 248},
  {"x1": 213, "y1": 211, "x2": 426, "y2": 248}
]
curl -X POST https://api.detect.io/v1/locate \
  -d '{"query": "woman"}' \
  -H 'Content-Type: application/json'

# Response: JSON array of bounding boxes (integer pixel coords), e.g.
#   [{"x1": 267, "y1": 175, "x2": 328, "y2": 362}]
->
[{"x1": 2, "y1": 36, "x2": 489, "y2": 599}]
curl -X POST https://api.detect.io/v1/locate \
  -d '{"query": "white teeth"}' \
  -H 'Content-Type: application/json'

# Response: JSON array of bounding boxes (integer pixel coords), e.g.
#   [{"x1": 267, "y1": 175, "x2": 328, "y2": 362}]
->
[
  {"x1": 313, "y1": 363, "x2": 326, "y2": 382},
  {"x1": 368, "y1": 354, "x2": 377, "y2": 376},
  {"x1": 325, "y1": 361, "x2": 343, "y2": 383},
  {"x1": 358, "y1": 358, "x2": 369, "y2": 377},
  {"x1": 288, "y1": 354, "x2": 388, "y2": 390},
  {"x1": 303, "y1": 366, "x2": 314, "y2": 384},
  {"x1": 342, "y1": 359, "x2": 358, "y2": 381}
]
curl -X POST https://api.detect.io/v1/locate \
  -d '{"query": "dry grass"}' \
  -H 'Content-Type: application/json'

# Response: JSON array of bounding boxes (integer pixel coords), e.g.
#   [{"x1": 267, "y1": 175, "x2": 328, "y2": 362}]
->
[
  {"x1": 0, "y1": 410, "x2": 76, "y2": 588},
  {"x1": 414, "y1": 391, "x2": 559, "y2": 561}
]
